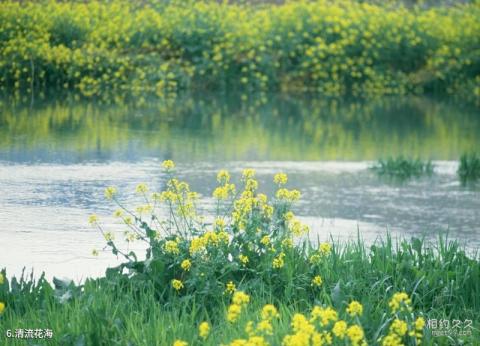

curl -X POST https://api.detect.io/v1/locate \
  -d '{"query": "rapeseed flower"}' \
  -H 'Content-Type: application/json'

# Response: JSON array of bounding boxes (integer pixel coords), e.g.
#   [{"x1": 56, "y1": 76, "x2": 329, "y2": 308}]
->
[
  {"x1": 181, "y1": 259, "x2": 191, "y2": 271},
  {"x1": 332, "y1": 320, "x2": 348, "y2": 339},
  {"x1": 198, "y1": 321, "x2": 210, "y2": 339},
  {"x1": 346, "y1": 300, "x2": 363, "y2": 317},
  {"x1": 274, "y1": 173, "x2": 288, "y2": 186},
  {"x1": 162, "y1": 160, "x2": 175, "y2": 170},
  {"x1": 346, "y1": 325, "x2": 365, "y2": 346},
  {"x1": 0, "y1": 302, "x2": 5, "y2": 314},
  {"x1": 232, "y1": 291, "x2": 250, "y2": 305},
  {"x1": 311, "y1": 275, "x2": 323, "y2": 287},
  {"x1": 311, "y1": 306, "x2": 337, "y2": 326},
  {"x1": 388, "y1": 292, "x2": 412, "y2": 313},
  {"x1": 225, "y1": 281, "x2": 236, "y2": 294},
  {"x1": 261, "y1": 304, "x2": 279, "y2": 320},
  {"x1": 173, "y1": 340, "x2": 187, "y2": 346},
  {"x1": 390, "y1": 319, "x2": 408, "y2": 336},
  {"x1": 272, "y1": 252, "x2": 285, "y2": 268},
  {"x1": 227, "y1": 304, "x2": 242, "y2": 322},
  {"x1": 164, "y1": 240, "x2": 180, "y2": 255},
  {"x1": 239, "y1": 254, "x2": 249, "y2": 265},
  {"x1": 171, "y1": 279, "x2": 184, "y2": 291}
]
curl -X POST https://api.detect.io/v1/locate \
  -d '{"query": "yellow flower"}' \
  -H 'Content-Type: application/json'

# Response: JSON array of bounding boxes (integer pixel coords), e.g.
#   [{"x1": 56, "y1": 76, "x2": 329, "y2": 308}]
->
[
  {"x1": 272, "y1": 252, "x2": 285, "y2": 269},
  {"x1": 91, "y1": 249, "x2": 99, "y2": 256},
  {"x1": 239, "y1": 254, "x2": 249, "y2": 265},
  {"x1": 273, "y1": 172, "x2": 288, "y2": 185},
  {"x1": 88, "y1": 214, "x2": 98, "y2": 225},
  {"x1": 217, "y1": 170, "x2": 231, "y2": 183},
  {"x1": 113, "y1": 209, "x2": 123, "y2": 218},
  {"x1": 0, "y1": 302, "x2": 5, "y2": 314},
  {"x1": 346, "y1": 301, "x2": 363, "y2": 317},
  {"x1": 181, "y1": 259, "x2": 191, "y2": 271},
  {"x1": 291, "y1": 313, "x2": 315, "y2": 335},
  {"x1": 256, "y1": 319, "x2": 273, "y2": 335},
  {"x1": 415, "y1": 317, "x2": 425, "y2": 330},
  {"x1": 332, "y1": 320, "x2": 347, "y2": 339},
  {"x1": 319, "y1": 242, "x2": 332, "y2": 255},
  {"x1": 232, "y1": 291, "x2": 250, "y2": 305},
  {"x1": 388, "y1": 292, "x2": 412, "y2": 313},
  {"x1": 260, "y1": 235, "x2": 270, "y2": 246},
  {"x1": 162, "y1": 160, "x2": 175, "y2": 170},
  {"x1": 242, "y1": 168, "x2": 256, "y2": 179},
  {"x1": 104, "y1": 186, "x2": 117, "y2": 200},
  {"x1": 198, "y1": 321, "x2": 210, "y2": 339},
  {"x1": 173, "y1": 340, "x2": 187, "y2": 346},
  {"x1": 311, "y1": 275, "x2": 323, "y2": 287},
  {"x1": 227, "y1": 304, "x2": 242, "y2": 322},
  {"x1": 225, "y1": 281, "x2": 236, "y2": 294},
  {"x1": 346, "y1": 325, "x2": 364, "y2": 345},
  {"x1": 135, "y1": 183, "x2": 148, "y2": 194},
  {"x1": 171, "y1": 279, "x2": 184, "y2": 291},
  {"x1": 390, "y1": 319, "x2": 408, "y2": 336},
  {"x1": 0, "y1": 273, "x2": 4, "y2": 285},
  {"x1": 261, "y1": 304, "x2": 279, "y2": 320},
  {"x1": 164, "y1": 240, "x2": 180, "y2": 255},
  {"x1": 381, "y1": 334, "x2": 403, "y2": 346},
  {"x1": 311, "y1": 306, "x2": 338, "y2": 326}
]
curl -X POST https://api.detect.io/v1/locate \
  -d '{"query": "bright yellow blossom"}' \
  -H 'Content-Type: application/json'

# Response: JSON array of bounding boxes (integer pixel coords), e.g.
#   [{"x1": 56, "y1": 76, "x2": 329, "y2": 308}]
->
[
  {"x1": 261, "y1": 304, "x2": 279, "y2": 320},
  {"x1": 173, "y1": 340, "x2": 187, "y2": 346},
  {"x1": 389, "y1": 292, "x2": 412, "y2": 313},
  {"x1": 171, "y1": 279, "x2": 184, "y2": 291},
  {"x1": 311, "y1": 275, "x2": 323, "y2": 287},
  {"x1": 332, "y1": 320, "x2": 348, "y2": 339},
  {"x1": 181, "y1": 259, "x2": 191, "y2": 271},
  {"x1": 198, "y1": 321, "x2": 210, "y2": 339},
  {"x1": 225, "y1": 281, "x2": 236, "y2": 294},
  {"x1": 162, "y1": 160, "x2": 175, "y2": 170},
  {"x1": 346, "y1": 300, "x2": 363, "y2": 317},
  {"x1": 347, "y1": 325, "x2": 365, "y2": 345},
  {"x1": 274, "y1": 173, "x2": 288, "y2": 185}
]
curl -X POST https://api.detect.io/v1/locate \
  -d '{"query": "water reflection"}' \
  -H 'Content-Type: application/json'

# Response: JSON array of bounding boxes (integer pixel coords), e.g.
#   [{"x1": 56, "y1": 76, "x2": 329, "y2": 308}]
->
[{"x1": 1, "y1": 94, "x2": 479, "y2": 162}]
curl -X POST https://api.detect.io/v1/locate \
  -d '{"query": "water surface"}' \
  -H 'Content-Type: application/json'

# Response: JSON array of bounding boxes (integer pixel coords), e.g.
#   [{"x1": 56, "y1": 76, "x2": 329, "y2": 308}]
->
[{"x1": 0, "y1": 94, "x2": 479, "y2": 280}]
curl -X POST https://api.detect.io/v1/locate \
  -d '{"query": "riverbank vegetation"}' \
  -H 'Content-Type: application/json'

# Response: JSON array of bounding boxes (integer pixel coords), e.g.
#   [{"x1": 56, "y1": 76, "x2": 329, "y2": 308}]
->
[
  {"x1": 371, "y1": 157, "x2": 434, "y2": 180},
  {"x1": 1, "y1": 163, "x2": 479, "y2": 345},
  {"x1": 1, "y1": 0, "x2": 479, "y2": 100},
  {"x1": 458, "y1": 153, "x2": 480, "y2": 184}
]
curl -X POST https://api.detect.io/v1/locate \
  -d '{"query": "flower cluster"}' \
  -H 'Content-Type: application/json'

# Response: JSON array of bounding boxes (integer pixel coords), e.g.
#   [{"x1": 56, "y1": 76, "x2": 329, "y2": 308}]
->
[{"x1": 1, "y1": 1, "x2": 479, "y2": 100}]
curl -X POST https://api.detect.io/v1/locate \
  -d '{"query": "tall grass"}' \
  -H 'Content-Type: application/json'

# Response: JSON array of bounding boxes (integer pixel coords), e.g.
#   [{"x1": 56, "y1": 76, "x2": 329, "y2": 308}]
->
[
  {"x1": 0, "y1": 236, "x2": 478, "y2": 345},
  {"x1": 371, "y1": 157, "x2": 434, "y2": 180},
  {"x1": 458, "y1": 153, "x2": 480, "y2": 184}
]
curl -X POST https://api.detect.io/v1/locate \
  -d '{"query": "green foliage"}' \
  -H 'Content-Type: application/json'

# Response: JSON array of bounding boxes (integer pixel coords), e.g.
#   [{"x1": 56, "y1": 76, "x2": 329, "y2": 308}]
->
[
  {"x1": 371, "y1": 156, "x2": 434, "y2": 180},
  {"x1": 0, "y1": 0, "x2": 479, "y2": 99},
  {"x1": 1, "y1": 164, "x2": 479, "y2": 344},
  {"x1": 458, "y1": 153, "x2": 480, "y2": 184}
]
